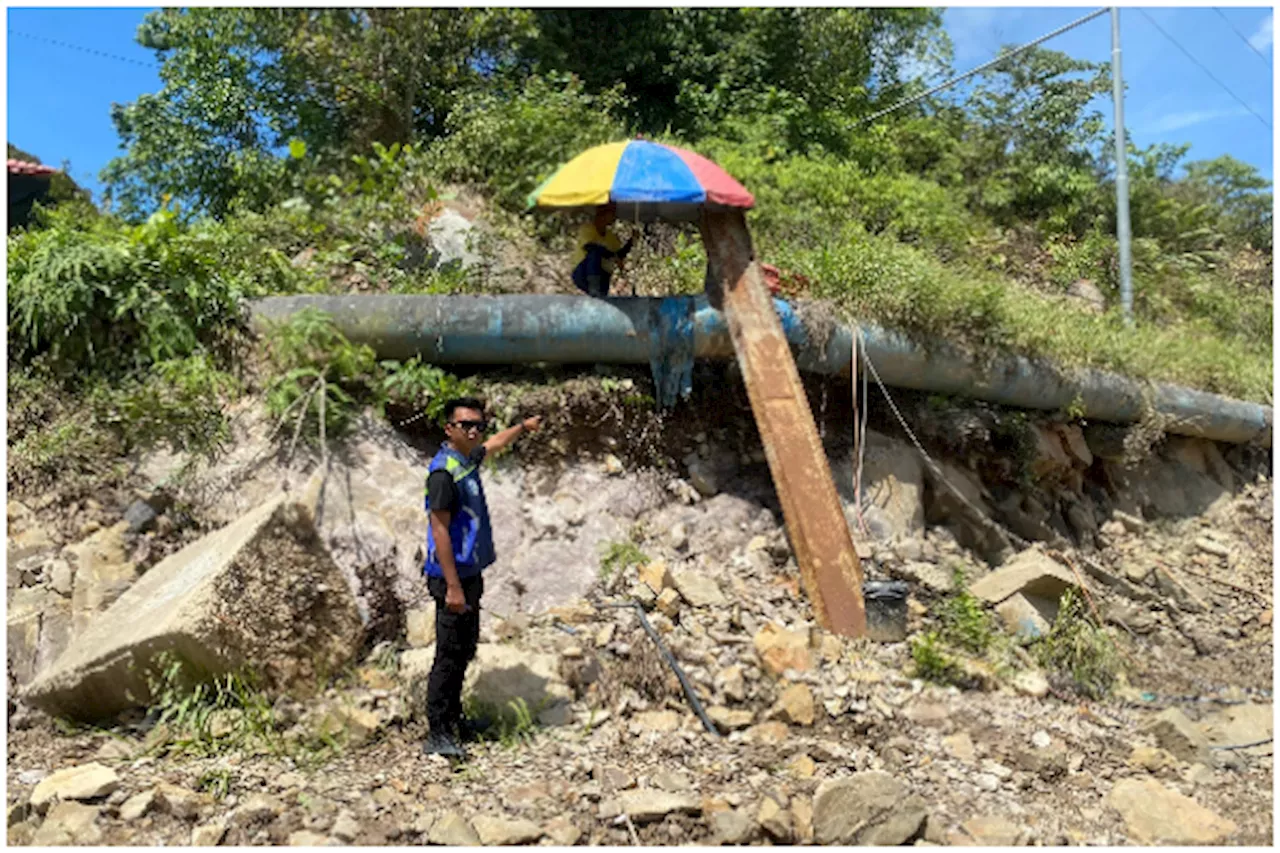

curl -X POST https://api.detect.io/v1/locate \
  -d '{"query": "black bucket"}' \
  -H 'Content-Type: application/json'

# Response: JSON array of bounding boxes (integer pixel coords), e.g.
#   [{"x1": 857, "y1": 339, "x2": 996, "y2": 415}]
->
[{"x1": 863, "y1": 580, "x2": 909, "y2": 642}]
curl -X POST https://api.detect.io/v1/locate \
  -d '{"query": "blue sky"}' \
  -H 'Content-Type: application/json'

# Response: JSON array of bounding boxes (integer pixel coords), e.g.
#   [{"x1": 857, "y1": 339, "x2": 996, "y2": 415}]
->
[
  {"x1": 940, "y1": 6, "x2": 1273, "y2": 178},
  {"x1": 6, "y1": 6, "x2": 1275, "y2": 204}
]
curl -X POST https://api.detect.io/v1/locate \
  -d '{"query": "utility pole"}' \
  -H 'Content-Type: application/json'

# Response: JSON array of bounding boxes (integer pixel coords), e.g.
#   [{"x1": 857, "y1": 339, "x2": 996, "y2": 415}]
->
[{"x1": 1111, "y1": 7, "x2": 1134, "y2": 324}]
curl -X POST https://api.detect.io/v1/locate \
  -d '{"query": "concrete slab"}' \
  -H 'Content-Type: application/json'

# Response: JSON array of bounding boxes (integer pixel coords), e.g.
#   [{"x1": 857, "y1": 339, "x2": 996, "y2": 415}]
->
[
  {"x1": 968, "y1": 549, "x2": 1080, "y2": 605},
  {"x1": 22, "y1": 491, "x2": 362, "y2": 721}
]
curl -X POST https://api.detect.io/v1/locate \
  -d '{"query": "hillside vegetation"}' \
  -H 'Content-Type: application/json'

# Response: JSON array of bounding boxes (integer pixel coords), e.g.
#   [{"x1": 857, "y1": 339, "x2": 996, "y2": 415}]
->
[{"x1": 7, "y1": 9, "x2": 1272, "y2": 499}]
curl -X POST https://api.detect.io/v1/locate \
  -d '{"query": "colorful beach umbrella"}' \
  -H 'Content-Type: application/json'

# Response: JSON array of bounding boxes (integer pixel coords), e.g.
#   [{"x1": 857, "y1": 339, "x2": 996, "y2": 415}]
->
[{"x1": 528, "y1": 139, "x2": 754, "y2": 222}]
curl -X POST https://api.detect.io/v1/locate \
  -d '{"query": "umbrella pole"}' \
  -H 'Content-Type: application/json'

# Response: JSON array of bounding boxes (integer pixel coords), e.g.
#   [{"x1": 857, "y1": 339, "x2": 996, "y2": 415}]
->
[{"x1": 699, "y1": 210, "x2": 868, "y2": 638}]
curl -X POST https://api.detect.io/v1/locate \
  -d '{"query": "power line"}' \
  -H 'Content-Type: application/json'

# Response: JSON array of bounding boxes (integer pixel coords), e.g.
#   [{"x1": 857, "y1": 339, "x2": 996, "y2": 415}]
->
[
  {"x1": 8, "y1": 29, "x2": 158, "y2": 69},
  {"x1": 1137, "y1": 9, "x2": 1272, "y2": 130},
  {"x1": 1211, "y1": 8, "x2": 1272, "y2": 65},
  {"x1": 859, "y1": 8, "x2": 1109, "y2": 127}
]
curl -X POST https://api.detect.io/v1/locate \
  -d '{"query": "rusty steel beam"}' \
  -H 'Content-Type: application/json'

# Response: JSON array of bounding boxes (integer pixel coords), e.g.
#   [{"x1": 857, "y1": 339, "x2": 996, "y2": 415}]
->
[{"x1": 700, "y1": 211, "x2": 867, "y2": 638}]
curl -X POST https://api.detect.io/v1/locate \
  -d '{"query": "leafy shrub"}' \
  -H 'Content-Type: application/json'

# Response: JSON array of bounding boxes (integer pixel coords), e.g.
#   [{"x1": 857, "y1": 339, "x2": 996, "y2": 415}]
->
[
  {"x1": 262, "y1": 308, "x2": 379, "y2": 441},
  {"x1": 1033, "y1": 588, "x2": 1122, "y2": 699},
  {"x1": 599, "y1": 540, "x2": 648, "y2": 582},
  {"x1": 936, "y1": 581, "x2": 996, "y2": 655},
  {"x1": 379, "y1": 356, "x2": 478, "y2": 424},
  {"x1": 7, "y1": 205, "x2": 249, "y2": 376},
  {"x1": 909, "y1": 631, "x2": 965, "y2": 685}
]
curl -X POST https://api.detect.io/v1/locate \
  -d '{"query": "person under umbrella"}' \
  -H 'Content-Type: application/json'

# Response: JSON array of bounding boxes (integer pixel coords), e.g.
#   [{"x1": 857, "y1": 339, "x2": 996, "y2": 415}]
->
[{"x1": 571, "y1": 202, "x2": 635, "y2": 298}]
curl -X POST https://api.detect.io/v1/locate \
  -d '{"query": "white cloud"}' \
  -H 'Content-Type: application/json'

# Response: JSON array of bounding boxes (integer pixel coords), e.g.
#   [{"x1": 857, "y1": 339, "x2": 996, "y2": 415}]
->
[
  {"x1": 1140, "y1": 107, "x2": 1251, "y2": 134},
  {"x1": 1249, "y1": 13, "x2": 1273, "y2": 51}
]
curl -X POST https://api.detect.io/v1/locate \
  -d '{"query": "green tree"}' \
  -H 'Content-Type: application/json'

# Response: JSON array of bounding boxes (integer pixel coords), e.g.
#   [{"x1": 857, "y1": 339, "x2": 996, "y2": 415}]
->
[
  {"x1": 955, "y1": 47, "x2": 1112, "y2": 232},
  {"x1": 523, "y1": 8, "x2": 947, "y2": 151},
  {"x1": 1179, "y1": 155, "x2": 1272, "y2": 252},
  {"x1": 102, "y1": 8, "x2": 533, "y2": 220}
]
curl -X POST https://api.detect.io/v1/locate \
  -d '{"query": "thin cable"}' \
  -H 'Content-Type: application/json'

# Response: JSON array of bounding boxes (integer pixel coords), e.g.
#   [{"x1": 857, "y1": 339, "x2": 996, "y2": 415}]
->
[
  {"x1": 855, "y1": 329, "x2": 1029, "y2": 550},
  {"x1": 8, "y1": 29, "x2": 159, "y2": 69},
  {"x1": 859, "y1": 7, "x2": 1109, "y2": 126},
  {"x1": 1137, "y1": 9, "x2": 1272, "y2": 130},
  {"x1": 1212, "y1": 8, "x2": 1272, "y2": 65}
]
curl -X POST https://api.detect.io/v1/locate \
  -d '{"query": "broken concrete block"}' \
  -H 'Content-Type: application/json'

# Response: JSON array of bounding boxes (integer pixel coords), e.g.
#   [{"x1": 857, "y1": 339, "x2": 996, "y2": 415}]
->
[
  {"x1": 23, "y1": 493, "x2": 363, "y2": 721},
  {"x1": 995, "y1": 593, "x2": 1052, "y2": 640},
  {"x1": 969, "y1": 549, "x2": 1080, "y2": 606}
]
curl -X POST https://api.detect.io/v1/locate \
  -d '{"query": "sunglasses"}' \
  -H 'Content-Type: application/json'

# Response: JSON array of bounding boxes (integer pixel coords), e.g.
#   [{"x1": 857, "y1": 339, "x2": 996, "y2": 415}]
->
[{"x1": 450, "y1": 419, "x2": 488, "y2": 432}]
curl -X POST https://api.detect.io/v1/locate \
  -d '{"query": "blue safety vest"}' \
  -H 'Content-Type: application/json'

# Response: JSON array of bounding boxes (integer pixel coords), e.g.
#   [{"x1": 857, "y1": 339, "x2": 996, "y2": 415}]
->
[{"x1": 423, "y1": 446, "x2": 496, "y2": 579}]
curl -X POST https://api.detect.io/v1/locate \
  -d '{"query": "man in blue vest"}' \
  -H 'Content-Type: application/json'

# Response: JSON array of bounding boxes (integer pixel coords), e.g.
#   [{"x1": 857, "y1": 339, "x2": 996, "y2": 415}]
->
[{"x1": 422, "y1": 397, "x2": 542, "y2": 759}]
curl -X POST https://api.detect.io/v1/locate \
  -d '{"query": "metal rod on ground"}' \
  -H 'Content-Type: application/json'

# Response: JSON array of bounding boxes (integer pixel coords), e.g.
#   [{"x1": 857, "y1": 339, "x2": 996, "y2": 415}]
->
[
  {"x1": 596, "y1": 600, "x2": 721, "y2": 738},
  {"x1": 1111, "y1": 7, "x2": 1135, "y2": 325}
]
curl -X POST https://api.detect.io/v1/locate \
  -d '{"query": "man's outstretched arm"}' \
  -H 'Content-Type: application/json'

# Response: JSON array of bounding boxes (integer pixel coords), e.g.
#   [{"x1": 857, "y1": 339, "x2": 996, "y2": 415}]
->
[{"x1": 483, "y1": 415, "x2": 542, "y2": 455}]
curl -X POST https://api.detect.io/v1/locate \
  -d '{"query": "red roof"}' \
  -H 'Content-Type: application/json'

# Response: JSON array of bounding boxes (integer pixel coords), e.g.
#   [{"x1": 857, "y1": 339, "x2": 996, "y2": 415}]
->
[{"x1": 7, "y1": 159, "x2": 58, "y2": 176}]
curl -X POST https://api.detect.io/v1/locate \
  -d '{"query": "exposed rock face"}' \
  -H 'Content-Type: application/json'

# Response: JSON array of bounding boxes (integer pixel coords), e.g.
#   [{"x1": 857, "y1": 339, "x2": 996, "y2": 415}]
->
[
  {"x1": 23, "y1": 489, "x2": 363, "y2": 720},
  {"x1": 836, "y1": 430, "x2": 925, "y2": 541}
]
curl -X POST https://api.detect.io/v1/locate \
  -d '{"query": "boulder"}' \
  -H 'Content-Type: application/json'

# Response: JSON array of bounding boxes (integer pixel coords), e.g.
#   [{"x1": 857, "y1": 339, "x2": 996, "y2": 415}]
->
[
  {"x1": 948, "y1": 815, "x2": 1022, "y2": 846},
  {"x1": 632, "y1": 710, "x2": 681, "y2": 733},
  {"x1": 711, "y1": 809, "x2": 755, "y2": 845},
  {"x1": 123, "y1": 499, "x2": 160, "y2": 534},
  {"x1": 429, "y1": 812, "x2": 480, "y2": 846},
  {"x1": 897, "y1": 561, "x2": 955, "y2": 594},
  {"x1": 671, "y1": 570, "x2": 727, "y2": 608},
  {"x1": 707, "y1": 706, "x2": 754, "y2": 732},
  {"x1": 1200, "y1": 702, "x2": 1273, "y2": 757},
  {"x1": 31, "y1": 802, "x2": 102, "y2": 846},
  {"x1": 924, "y1": 461, "x2": 1011, "y2": 562},
  {"x1": 752, "y1": 623, "x2": 812, "y2": 675},
  {"x1": 1108, "y1": 778, "x2": 1237, "y2": 844},
  {"x1": 30, "y1": 763, "x2": 119, "y2": 809},
  {"x1": 638, "y1": 560, "x2": 673, "y2": 595},
  {"x1": 426, "y1": 209, "x2": 482, "y2": 272},
  {"x1": 774, "y1": 683, "x2": 816, "y2": 726},
  {"x1": 1144, "y1": 708, "x2": 1213, "y2": 764},
  {"x1": 813, "y1": 772, "x2": 928, "y2": 845},
  {"x1": 23, "y1": 491, "x2": 363, "y2": 720},
  {"x1": 543, "y1": 816, "x2": 582, "y2": 846},
  {"x1": 1067, "y1": 279, "x2": 1105, "y2": 313},
  {"x1": 193, "y1": 822, "x2": 229, "y2": 846},
  {"x1": 1029, "y1": 425, "x2": 1074, "y2": 479},
  {"x1": 462, "y1": 644, "x2": 573, "y2": 725},
  {"x1": 756, "y1": 797, "x2": 792, "y2": 842},
  {"x1": 472, "y1": 815, "x2": 543, "y2": 846},
  {"x1": 715, "y1": 665, "x2": 747, "y2": 703},
  {"x1": 619, "y1": 790, "x2": 701, "y2": 823},
  {"x1": 8, "y1": 522, "x2": 55, "y2": 565},
  {"x1": 119, "y1": 790, "x2": 159, "y2": 821}
]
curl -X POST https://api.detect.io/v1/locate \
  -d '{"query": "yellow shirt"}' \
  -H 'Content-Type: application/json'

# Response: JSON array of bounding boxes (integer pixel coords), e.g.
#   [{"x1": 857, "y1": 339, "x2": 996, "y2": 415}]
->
[{"x1": 573, "y1": 223, "x2": 624, "y2": 273}]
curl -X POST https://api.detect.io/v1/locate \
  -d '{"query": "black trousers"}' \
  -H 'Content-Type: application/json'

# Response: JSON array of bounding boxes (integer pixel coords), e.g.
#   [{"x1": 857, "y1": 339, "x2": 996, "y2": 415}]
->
[
  {"x1": 572, "y1": 246, "x2": 612, "y2": 298},
  {"x1": 425, "y1": 573, "x2": 484, "y2": 734}
]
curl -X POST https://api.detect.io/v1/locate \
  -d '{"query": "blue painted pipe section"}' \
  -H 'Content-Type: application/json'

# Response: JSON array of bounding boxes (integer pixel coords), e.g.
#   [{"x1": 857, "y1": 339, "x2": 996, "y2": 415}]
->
[{"x1": 250, "y1": 295, "x2": 1271, "y2": 446}]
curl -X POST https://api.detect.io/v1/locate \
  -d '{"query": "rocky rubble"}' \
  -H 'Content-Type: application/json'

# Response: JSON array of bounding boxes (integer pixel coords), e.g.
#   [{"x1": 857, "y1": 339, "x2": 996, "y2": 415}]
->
[{"x1": 6, "y1": 397, "x2": 1273, "y2": 846}]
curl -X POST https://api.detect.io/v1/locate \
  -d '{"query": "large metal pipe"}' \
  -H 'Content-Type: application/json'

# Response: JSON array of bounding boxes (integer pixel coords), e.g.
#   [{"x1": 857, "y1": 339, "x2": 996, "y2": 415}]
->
[{"x1": 250, "y1": 295, "x2": 1272, "y2": 447}]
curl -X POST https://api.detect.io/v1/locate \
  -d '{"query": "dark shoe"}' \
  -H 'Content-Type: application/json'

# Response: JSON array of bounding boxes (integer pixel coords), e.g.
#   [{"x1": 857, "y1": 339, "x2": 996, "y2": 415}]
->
[
  {"x1": 422, "y1": 731, "x2": 466, "y2": 760},
  {"x1": 457, "y1": 715, "x2": 493, "y2": 743}
]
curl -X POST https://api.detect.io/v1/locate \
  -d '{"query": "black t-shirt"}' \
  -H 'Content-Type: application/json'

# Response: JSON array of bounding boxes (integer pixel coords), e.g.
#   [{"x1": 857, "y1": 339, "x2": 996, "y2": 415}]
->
[{"x1": 426, "y1": 445, "x2": 487, "y2": 516}]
